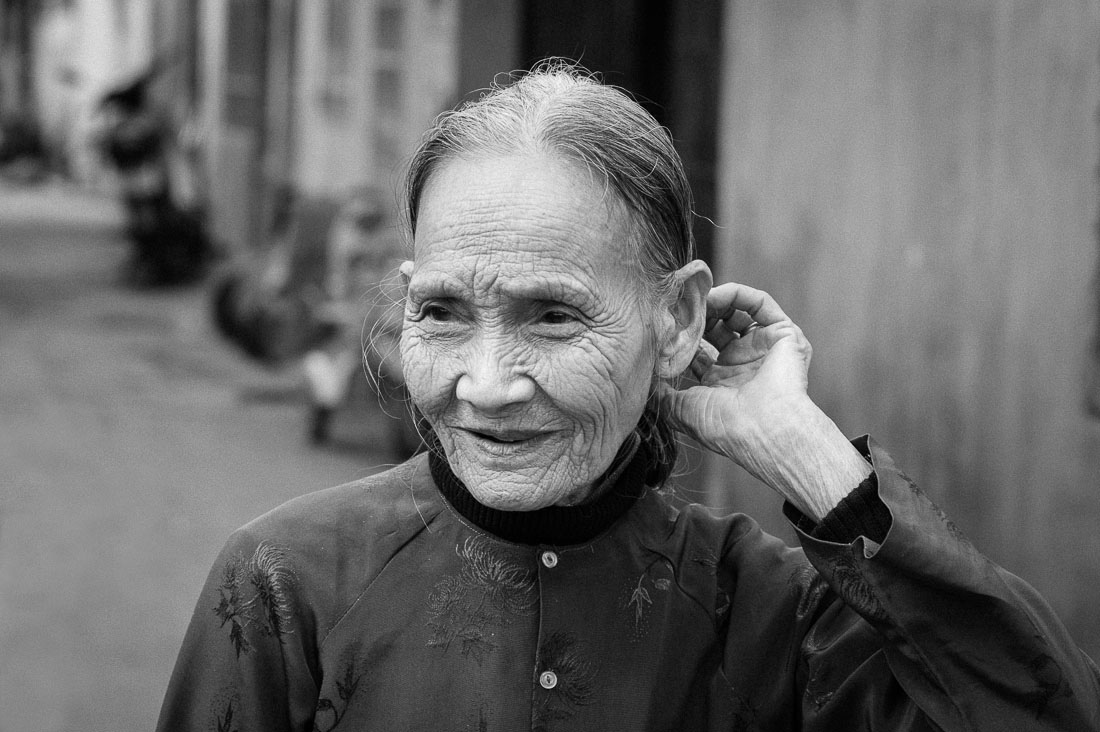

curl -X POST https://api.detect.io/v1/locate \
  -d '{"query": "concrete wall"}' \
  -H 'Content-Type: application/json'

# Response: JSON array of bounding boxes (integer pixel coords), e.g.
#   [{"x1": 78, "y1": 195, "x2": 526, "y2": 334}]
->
[
  {"x1": 198, "y1": 0, "x2": 246, "y2": 251},
  {"x1": 713, "y1": 0, "x2": 1100, "y2": 658}
]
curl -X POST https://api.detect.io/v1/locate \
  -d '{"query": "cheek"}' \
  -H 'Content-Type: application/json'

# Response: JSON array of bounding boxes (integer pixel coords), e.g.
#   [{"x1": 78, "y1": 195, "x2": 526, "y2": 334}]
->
[
  {"x1": 399, "y1": 330, "x2": 455, "y2": 414},
  {"x1": 539, "y1": 334, "x2": 654, "y2": 431}
]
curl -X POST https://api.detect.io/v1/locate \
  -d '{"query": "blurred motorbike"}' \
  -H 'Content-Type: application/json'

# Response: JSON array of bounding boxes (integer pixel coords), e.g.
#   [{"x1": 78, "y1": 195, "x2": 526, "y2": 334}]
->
[
  {"x1": 97, "y1": 72, "x2": 211, "y2": 286},
  {"x1": 211, "y1": 187, "x2": 421, "y2": 458},
  {"x1": 0, "y1": 114, "x2": 48, "y2": 183}
]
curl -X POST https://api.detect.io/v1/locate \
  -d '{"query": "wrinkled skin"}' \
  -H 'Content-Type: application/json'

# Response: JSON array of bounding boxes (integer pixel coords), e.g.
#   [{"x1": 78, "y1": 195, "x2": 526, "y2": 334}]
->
[{"x1": 400, "y1": 154, "x2": 664, "y2": 511}]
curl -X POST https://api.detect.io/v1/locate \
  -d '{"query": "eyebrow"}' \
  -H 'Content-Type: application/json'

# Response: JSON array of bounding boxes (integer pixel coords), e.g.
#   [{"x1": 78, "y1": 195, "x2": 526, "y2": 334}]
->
[
  {"x1": 408, "y1": 271, "x2": 600, "y2": 308},
  {"x1": 406, "y1": 273, "x2": 463, "y2": 300}
]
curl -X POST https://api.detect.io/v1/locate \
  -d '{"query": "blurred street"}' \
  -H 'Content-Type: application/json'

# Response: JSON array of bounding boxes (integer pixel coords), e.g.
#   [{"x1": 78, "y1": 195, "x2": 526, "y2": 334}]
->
[{"x1": 0, "y1": 180, "x2": 399, "y2": 731}]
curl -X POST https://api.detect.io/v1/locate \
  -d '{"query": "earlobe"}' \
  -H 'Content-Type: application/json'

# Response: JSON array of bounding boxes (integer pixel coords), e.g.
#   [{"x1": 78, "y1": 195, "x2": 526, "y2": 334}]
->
[{"x1": 656, "y1": 260, "x2": 713, "y2": 379}]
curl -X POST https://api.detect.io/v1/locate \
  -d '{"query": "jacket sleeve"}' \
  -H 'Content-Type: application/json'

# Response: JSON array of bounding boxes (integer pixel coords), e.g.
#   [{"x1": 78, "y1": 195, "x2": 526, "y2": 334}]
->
[
  {"x1": 155, "y1": 527, "x2": 320, "y2": 732},
  {"x1": 790, "y1": 436, "x2": 1100, "y2": 731}
]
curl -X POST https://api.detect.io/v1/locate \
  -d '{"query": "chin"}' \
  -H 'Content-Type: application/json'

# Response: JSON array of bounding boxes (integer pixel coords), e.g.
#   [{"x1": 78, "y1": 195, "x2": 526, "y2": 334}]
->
[
  {"x1": 457, "y1": 464, "x2": 584, "y2": 512},
  {"x1": 440, "y1": 431, "x2": 588, "y2": 509}
]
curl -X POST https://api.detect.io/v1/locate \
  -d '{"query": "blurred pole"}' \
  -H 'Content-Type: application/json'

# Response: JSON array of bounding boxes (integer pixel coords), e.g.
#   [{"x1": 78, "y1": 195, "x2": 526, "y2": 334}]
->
[
  {"x1": 0, "y1": 0, "x2": 40, "y2": 118},
  {"x1": 457, "y1": 0, "x2": 521, "y2": 101},
  {"x1": 259, "y1": 0, "x2": 298, "y2": 249}
]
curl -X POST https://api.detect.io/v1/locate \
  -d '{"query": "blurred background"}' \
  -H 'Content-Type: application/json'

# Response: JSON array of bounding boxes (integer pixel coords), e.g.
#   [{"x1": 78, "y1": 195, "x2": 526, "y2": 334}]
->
[{"x1": 1, "y1": 0, "x2": 1098, "y2": 729}]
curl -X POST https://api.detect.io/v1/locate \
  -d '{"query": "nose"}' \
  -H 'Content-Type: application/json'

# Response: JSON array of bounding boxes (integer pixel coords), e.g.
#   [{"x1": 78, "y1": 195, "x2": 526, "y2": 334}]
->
[{"x1": 454, "y1": 339, "x2": 536, "y2": 411}]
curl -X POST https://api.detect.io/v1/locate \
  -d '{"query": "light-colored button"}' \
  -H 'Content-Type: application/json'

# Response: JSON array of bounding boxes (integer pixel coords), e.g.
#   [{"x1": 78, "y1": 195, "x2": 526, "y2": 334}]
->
[
  {"x1": 539, "y1": 670, "x2": 558, "y2": 689},
  {"x1": 540, "y1": 550, "x2": 558, "y2": 569}
]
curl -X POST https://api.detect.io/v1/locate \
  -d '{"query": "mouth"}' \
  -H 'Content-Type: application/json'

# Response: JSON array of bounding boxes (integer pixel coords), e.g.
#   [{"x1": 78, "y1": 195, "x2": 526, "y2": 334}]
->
[
  {"x1": 464, "y1": 429, "x2": 543, "y2": 444},
  {"x1": 455, "y1": 426, "x2": 553, "y2": 455}
]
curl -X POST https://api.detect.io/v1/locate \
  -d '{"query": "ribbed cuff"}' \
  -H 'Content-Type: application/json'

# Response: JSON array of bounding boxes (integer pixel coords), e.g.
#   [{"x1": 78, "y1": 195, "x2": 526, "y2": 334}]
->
[
  {"x1": 784, "y1": 471, "x2": 891, "y2": 544},
  {"x1": 818, "y1": 472, "x2": 891, "y2": 543},
  {"x1": 783, "y1": 471, "x2": 893, "y2": 545}
]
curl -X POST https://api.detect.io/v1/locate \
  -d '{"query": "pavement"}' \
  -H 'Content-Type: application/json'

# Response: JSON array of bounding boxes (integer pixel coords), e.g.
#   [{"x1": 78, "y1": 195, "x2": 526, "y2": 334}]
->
[{"x1": 0, "y1": 179, "x2": 404, "y2": 731}]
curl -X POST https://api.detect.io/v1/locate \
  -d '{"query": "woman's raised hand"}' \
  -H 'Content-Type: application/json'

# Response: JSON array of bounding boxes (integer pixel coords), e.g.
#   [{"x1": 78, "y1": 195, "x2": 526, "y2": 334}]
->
[
  {"x1": 657, "y1": 283, "x2": 813, "y2": 469},
  {"x1": 657, "y1": 283, "x2": 871, "y2": 521}
]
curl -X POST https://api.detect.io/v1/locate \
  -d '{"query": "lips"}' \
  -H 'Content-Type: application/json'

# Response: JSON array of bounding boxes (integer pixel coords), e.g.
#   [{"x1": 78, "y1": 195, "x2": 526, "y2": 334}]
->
[
  {"x1": 452, "y1": 426, "x2": 555, "y2": 457},
  {"x1": 464, "y1": 428, "x2": 543, "y2": 444}
]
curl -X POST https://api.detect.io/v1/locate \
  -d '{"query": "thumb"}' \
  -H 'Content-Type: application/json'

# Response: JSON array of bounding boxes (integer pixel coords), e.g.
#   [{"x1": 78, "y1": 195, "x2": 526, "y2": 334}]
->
[{"x1": 655, "y1": 381, "x2": 708, "y2": 439}]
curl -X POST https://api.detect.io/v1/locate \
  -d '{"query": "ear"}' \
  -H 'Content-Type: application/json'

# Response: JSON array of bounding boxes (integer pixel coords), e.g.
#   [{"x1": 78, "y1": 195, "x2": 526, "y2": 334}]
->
[
  {"x1": 399, "y1": 260, "x2": 414, "y2": 291},
  {"x1": 656, "y1": 259, "x2": 713, "y2": 379}
]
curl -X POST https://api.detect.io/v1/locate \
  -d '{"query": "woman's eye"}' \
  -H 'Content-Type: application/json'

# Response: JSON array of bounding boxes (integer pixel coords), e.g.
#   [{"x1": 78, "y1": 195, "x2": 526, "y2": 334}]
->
[
  {"x1": 419, "y1": 304, "x2": 454, "y2": 322},
  {"x1": 539, "y1": 310, "x2": 575, "y2": 325}
]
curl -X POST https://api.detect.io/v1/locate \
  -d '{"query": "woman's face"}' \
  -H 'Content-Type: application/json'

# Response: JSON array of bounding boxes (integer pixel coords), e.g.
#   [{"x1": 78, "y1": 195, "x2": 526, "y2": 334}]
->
[{"x1": 401, "y1": 153, "x2": 659, "y2": 511}]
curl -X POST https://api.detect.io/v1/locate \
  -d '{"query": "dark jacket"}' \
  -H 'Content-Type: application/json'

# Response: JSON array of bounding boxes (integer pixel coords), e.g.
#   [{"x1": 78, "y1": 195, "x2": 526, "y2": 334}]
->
[{"x1": 157, "y1": 437, "x2": 1100, "y2": 731}]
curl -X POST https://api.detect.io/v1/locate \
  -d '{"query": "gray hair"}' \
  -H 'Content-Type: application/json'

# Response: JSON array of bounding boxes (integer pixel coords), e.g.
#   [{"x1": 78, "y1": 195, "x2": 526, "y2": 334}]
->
[
  {"x1": 404, "y1": 60, "x2": 696, "y2": 302},
  {"x1": 403, "y1": 61, "x2": 695, "y2": 484}
]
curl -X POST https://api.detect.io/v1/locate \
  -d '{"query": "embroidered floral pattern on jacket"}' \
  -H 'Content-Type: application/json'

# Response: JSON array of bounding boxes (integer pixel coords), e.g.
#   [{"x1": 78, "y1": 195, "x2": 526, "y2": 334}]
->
[
  {"x1": 533, "y1": 632, "x2": 598, "y2": 730},
  {"x1": 622, "y1": 558, "x2": 675, "y2": 639},
  {"x1": 214, "y1": 697, "x2": 239, "y2": 732},
  {"x1": 903, "y1": 474, "x2": 967, "y2": 542},
  {"x1": 213, "y1": 541, "x2": 296, "y2": 657},
  {"x1": 628, "y1": 573, "x2": 653, "y2": 631},
  {"x1": 823, "y1": 550, "x2": 888, "y2": 623},
  {"x1": 209, "y1": 687, "x2": 241, "y2": 732},
  {"x1": 788, "y1": 562, "x2": 830, "y2": 618},
  {"x1": 426, "y1": 536, "x2": 537, "y2": 664},
  {"x1": 313, "y1": 652, "x2": 365, "y2": 732}
]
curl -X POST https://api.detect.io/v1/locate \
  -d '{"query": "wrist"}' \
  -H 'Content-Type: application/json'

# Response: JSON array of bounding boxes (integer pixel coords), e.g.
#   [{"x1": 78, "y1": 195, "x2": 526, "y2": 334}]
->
[{"x1": 734, "y1": 397, "x2": 872, "y2": 522}]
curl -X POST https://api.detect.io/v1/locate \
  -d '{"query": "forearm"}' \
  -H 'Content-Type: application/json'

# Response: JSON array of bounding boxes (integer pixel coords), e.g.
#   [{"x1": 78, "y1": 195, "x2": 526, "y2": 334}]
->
[{"x1": 732, "y1": 397, "x2": 872, "y2": 522}]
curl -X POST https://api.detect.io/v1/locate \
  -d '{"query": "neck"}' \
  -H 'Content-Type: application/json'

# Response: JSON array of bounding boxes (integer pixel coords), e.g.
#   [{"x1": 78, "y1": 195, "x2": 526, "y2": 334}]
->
[{"x1": 428, "y1": 432, "x2": 650, "y2": 545}]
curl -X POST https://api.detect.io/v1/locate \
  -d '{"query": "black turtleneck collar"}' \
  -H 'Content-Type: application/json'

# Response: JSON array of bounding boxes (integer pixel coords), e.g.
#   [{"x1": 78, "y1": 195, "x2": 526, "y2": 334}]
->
[{"x1": 428, "y1": 432, "x2": 651, "y2": 546}]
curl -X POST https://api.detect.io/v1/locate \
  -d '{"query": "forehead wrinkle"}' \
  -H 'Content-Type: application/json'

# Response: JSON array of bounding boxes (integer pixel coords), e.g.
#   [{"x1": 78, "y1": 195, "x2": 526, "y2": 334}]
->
[
  {"x1": 418, "y1": 169, "x2": 596, "y2": 237},
  {"x1": 414, "y1": 156, "x2": 625, "y2": 249},
  {"x1": 411, "y1": 153, "x2": 648, "y2": 311},
  {"x1": 414, "y1": 235, "x2": 609, "y2": 304}
]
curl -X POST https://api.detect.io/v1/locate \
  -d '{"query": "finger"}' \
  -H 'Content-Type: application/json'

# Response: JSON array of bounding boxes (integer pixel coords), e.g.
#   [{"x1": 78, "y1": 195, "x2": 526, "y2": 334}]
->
[
  {"x1": 704, "y1": 308, "x2": 762, "y2": 355},
  {"x1": 654, "y1": 382, "x2": 708, "y2": 438},
  {"x1": 711, "y1": 325, "x2": 775, "y2": 366},
  {"x1": 706, "y1": 309, "x2": 756, "y2": 337},
  {"x1": 688, "y1": 339, "x2": 718, "y2": 380},
  {"x1": 703, "y1": 316, "x2": 745, "y2": 352},
  {"x1": 713, "y1": 321, "x2": 810, "y2": 367},
  {"x1": 706, "y1": 283, "x2": 791, "y2": 328},
  {"x1": 705, "y1": 315, "x2": 777, "y2": 361}
]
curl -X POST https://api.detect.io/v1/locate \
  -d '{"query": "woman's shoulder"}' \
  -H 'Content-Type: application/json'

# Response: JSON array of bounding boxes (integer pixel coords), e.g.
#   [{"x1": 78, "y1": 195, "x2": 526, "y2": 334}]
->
[
  {"x1": 238, "y1": 453, "x2": 442, "y2": 544},
  {"x1": 214, "y1": 454, "x2": 447, "y2": 620}
]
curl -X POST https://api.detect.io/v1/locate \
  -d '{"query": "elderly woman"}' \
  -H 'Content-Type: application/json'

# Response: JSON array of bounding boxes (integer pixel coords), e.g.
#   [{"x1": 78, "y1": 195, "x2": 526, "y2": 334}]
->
[{"x1": 157, "y1": 66, "x2": 1099, "y2": 731}]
